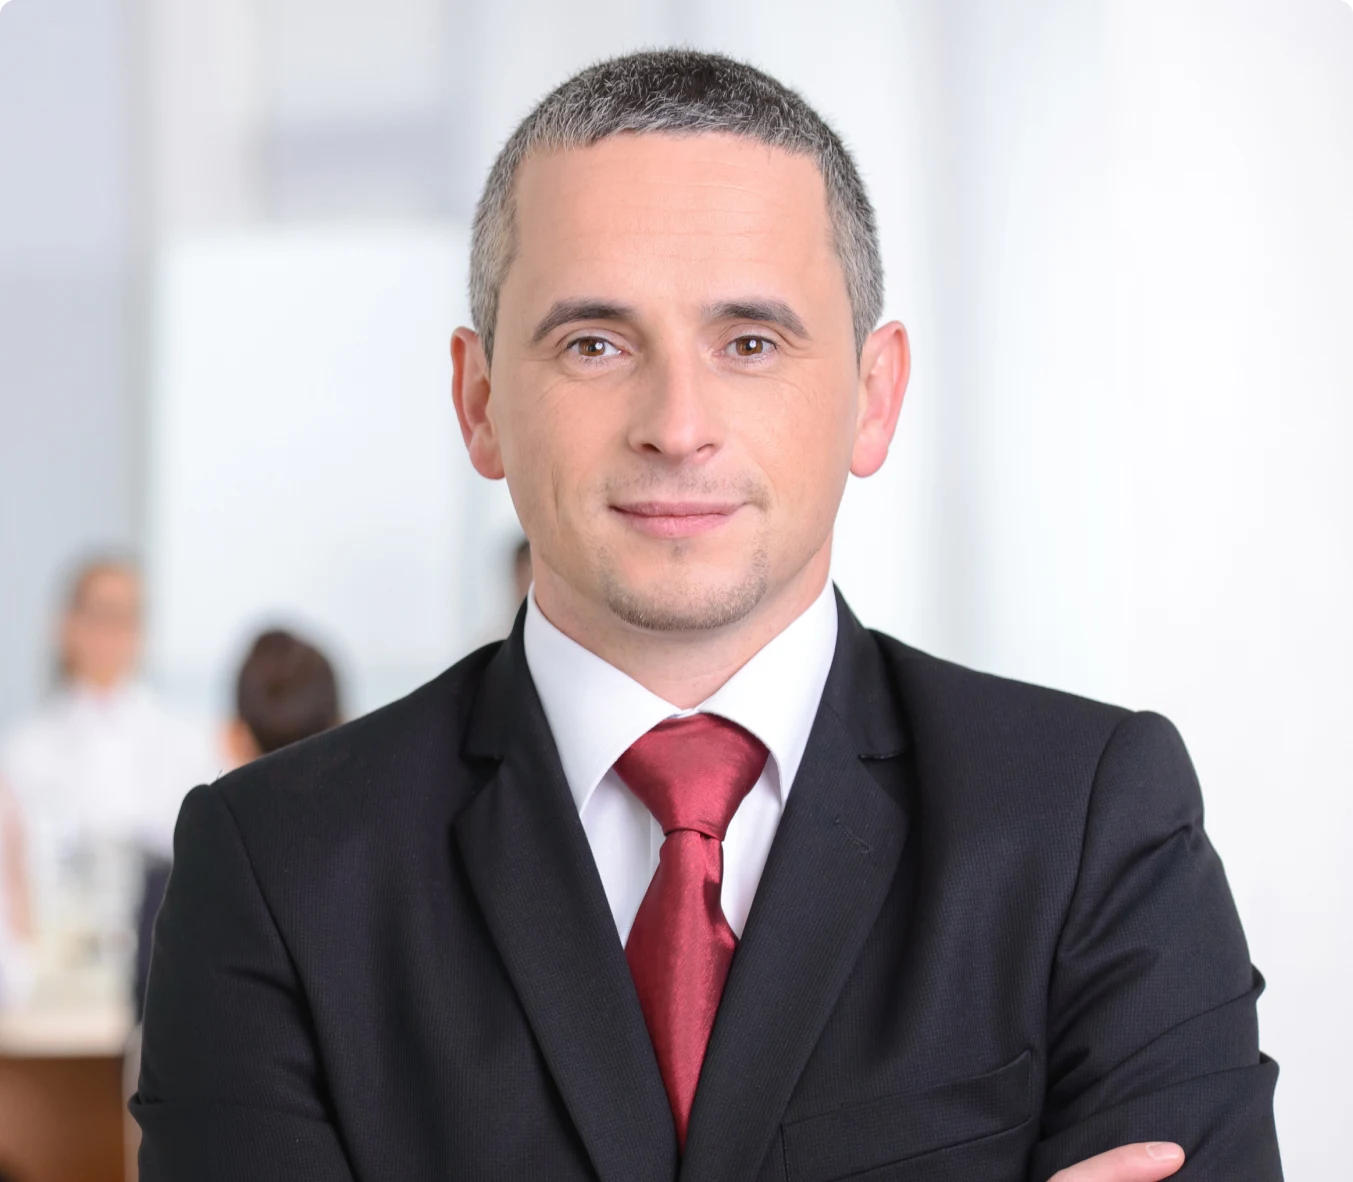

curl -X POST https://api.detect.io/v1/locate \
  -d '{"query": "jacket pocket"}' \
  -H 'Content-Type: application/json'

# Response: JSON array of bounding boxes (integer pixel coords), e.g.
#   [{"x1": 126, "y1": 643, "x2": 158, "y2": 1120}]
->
[{"x1": 781, "y1": 1049, "x2": 1033, "y2": 1182}]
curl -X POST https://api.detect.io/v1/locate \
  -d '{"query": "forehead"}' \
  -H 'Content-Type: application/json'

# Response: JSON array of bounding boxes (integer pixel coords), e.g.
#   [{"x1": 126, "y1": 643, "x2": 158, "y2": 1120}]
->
[
  {"x1": 78, "y1": 567, "x2": 139, "y2": 605},
  {"x1": 507, "y1": 132, "x2": 838, "y2": 304}
]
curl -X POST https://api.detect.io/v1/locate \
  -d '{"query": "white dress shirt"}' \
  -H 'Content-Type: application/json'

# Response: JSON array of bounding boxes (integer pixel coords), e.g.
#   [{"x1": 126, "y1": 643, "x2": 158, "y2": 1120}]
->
[{"x1": 524, "y1": 581, "x2": 838, "y2": 945}]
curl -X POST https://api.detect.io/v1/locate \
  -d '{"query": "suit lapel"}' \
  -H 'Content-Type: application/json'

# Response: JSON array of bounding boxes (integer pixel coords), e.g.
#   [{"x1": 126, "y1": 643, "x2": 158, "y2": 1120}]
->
[
  {"x1": 456, "y1": 624, "x2": 677, "y2": 1182},
  {"x1": 680, "y1": 596, "x2": 910, "y2": 1182}
]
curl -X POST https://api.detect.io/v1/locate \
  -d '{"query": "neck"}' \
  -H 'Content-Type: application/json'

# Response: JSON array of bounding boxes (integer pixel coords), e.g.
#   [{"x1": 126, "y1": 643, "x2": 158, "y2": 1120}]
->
[
  {"x1": 71, "y1": 671, "x2": 129, "y2": 695},
  {"x1": 532, "y1": 545, "x2": 832, "y2": 709}
]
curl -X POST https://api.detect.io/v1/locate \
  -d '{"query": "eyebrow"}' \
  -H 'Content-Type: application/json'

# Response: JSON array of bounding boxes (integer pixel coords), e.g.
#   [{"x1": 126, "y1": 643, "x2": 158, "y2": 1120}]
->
[
  {"x1": 703, "y1": 298, "x2": 809, "y2": 339},
  {"x1": 530, "y1": 299, "x2": 638, "y2": 344},
  {"x1": 527, "y1": 295, "x2": 811, "y2": 345}
]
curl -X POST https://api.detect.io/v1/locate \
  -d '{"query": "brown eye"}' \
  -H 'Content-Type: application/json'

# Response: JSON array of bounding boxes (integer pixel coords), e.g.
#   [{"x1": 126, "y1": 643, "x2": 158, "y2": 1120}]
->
[
  {"x1": 729, "y1": 336, "x2": 774, "y2": 357},
  {"x1": 569, "y1": 337, "x2": 617, "y2": 359}
]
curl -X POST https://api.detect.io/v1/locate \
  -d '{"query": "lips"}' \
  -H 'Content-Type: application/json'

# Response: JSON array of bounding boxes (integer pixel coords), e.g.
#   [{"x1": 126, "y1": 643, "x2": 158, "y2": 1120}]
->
[{"x1": 610, "y1": 501, "x2": 740, "y2": 539}]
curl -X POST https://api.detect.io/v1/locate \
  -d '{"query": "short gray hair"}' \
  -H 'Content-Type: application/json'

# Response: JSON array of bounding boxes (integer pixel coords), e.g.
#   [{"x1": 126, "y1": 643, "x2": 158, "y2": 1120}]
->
[{"x1": 469, "y1": 49, "x2": 884, "y2": 361}]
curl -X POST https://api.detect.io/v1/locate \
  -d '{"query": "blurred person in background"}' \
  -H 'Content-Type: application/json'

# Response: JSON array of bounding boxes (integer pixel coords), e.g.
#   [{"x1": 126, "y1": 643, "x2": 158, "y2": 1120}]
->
[
  {"x1": 136, "y1": 625, "x2": 343, "y2": 1019},
  {"x1": 0, "y1": 555, "x2": 218, "y2": 1009},
  {"x1": 221, "y1": 628, "x2": 343, "y2": 769},
  {"x1": 126, "y1": 627, "x2": 343, "y2": 1176},
  {"x1": 134, "y1": 52, "x2": 1280, "y2": 1182}
]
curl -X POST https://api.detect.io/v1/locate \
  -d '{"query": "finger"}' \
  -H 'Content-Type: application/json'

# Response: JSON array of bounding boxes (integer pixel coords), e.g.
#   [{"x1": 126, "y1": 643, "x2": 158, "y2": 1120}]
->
[{"x1": 1048, "y1": 1142, "x2": 1185, "y2": 1182}]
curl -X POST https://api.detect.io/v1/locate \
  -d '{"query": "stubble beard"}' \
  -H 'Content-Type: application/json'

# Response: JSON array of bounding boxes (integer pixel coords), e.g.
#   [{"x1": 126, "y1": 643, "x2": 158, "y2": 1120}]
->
[
  {"x1": 597, "y1": 540, "x2": 772, "y2": 633},
  {"x1": 589, "y1": 469, "x2": 776, "y2": 632}
]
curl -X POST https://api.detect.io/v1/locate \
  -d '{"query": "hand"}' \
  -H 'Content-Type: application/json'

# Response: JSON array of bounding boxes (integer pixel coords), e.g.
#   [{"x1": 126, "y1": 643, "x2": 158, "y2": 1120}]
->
[{"x1": 1050, "y1": 1142, "x2": 1185, "y2": 1182}]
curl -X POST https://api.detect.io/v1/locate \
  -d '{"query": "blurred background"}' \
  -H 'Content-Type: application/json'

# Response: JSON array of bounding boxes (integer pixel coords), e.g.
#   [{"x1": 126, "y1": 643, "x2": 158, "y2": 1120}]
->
[{"x1": 1, "y1": 0, "x2": 1349, "y2": 1177}]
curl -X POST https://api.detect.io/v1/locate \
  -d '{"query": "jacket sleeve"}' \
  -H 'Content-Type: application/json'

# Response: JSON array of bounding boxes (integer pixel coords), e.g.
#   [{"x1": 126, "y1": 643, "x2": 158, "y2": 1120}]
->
[
  {"x1": 1028, "y1": 712, "x2": 1282, "y2": 1180},
  {"x1": 132, "y1": 783, "x2": 357, "y2": 1182}
]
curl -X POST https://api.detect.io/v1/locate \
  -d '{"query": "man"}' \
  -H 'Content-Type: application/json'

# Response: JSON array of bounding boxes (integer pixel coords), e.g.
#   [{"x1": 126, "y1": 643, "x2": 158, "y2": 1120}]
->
[{"x1": 133, "y1": 51, "x2": 1281, "y2": 1181}]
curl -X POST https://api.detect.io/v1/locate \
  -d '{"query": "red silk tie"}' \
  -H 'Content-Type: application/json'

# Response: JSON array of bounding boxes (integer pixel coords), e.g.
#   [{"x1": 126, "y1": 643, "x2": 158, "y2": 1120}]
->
[{"x1": 615, "y1": 714, "x2": 769, "y2": 1152}]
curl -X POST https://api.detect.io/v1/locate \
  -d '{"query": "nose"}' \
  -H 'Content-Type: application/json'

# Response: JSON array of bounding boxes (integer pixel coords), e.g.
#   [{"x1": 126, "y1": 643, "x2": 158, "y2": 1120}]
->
[{"x1": 626, "y1": 348, "x2": 722, "y2": 464}]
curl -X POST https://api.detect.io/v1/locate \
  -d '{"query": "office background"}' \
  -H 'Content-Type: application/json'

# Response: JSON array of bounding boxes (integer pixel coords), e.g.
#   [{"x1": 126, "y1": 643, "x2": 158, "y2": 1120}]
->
[{"x1": 1, "y1": 0, "x2": 1350, "y2": 1175}]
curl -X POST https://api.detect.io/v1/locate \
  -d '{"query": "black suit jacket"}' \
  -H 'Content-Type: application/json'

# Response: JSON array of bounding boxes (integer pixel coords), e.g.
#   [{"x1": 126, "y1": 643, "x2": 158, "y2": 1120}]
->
[{"x1": 133, "y1": 594, "x2": 1281, "y2": 1180}]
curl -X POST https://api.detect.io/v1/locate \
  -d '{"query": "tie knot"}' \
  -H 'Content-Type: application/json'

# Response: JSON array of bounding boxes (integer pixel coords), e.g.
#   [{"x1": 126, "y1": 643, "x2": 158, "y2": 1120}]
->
[{"x1": 614, "y1": 714, "x2": 768, "y2": 840}]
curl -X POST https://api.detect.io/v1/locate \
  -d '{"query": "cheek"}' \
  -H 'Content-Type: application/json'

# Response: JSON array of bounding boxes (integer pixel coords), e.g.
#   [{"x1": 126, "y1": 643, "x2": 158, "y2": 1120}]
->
[
  {"x1": 499, "y1": 381, "x2": 614, "y2": 530},
  {"x1": 747, "y1": 380, "x2": 855, "y2": 513},
  {"x1": 498, "y1": 417, "x2": 557, "y2": 537}
]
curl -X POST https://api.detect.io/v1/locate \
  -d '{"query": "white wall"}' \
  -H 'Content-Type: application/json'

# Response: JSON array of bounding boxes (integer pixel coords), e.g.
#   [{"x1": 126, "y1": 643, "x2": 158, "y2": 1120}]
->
[
  {"x1": 0, "y1": 0, "x2": 140, "y2": 723},
  {"x1": 147, "y1": 226, "x2": 488, "y2": 716},
  {"x1": 1103, "y1": 4, "x2": 1353, "y2": 1171},
  {"x1": 921, "y1": 1, "x2": 1352, "y2": 1171}
]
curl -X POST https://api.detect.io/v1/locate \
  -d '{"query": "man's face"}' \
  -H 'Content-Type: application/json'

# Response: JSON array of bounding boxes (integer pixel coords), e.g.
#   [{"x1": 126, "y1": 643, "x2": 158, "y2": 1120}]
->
[{"x1": 460, "y1": 132, "x2": 900, "y2": 633}]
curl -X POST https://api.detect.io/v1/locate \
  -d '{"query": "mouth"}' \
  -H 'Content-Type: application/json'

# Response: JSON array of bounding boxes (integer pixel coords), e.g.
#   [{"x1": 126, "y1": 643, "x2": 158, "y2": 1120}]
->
[{"x1": 609, "y1": 500, "x2": 742, "y2": 539}]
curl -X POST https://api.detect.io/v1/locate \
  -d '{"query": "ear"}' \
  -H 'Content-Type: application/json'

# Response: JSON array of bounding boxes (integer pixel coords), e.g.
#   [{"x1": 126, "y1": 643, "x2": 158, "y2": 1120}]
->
[
  {"x1": 850, "y1": 321, "x2": 910, "y2": 478},
  {"x1": 451, "y1": 327, "x2": 505, "y2": 480}
]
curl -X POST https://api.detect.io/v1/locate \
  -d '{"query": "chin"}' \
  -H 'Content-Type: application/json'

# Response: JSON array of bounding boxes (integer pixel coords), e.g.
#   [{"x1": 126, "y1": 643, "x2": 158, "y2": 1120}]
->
[{"x1": 597, "y1": 555, "x2": 771, "y2": 633}]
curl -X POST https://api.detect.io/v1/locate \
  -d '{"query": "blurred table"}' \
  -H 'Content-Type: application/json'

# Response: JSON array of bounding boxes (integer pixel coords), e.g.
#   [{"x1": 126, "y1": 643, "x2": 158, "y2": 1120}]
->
[{"x1": 0, "y1": 1001, "x2": 132, "y2": 1182}]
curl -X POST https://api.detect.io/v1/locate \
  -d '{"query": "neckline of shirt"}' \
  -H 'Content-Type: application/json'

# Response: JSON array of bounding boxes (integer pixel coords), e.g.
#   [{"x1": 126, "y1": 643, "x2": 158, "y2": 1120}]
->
[{"x1": 523, "y1": 581, "x2": 839, "y2": 817}]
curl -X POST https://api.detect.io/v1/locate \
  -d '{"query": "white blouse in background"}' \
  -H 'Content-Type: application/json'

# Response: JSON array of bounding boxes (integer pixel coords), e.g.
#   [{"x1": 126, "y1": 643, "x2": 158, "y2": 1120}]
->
[
  {"x1": 1, "y1": 682, "x2": 220, "y2": 853},
  {"x1": 0, "y1": 681, "x2": 222, "y2": 978}
]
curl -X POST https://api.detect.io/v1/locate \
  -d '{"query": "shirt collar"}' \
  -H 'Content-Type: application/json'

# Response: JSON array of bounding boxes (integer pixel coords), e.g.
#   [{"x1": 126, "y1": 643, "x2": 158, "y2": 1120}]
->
[{"x1": 524, "y1": 581, "x2": 838, "y2": 815}]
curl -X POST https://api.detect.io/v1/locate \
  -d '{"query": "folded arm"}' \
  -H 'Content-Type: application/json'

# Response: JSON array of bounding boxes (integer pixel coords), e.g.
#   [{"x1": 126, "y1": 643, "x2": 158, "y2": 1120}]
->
[
  {"x1": 1029, "y1": 712, "x2": 1282, "y2": 1180},
  {"x1": 133, "y1": 783, "x2": 356, "y2": 1182}
]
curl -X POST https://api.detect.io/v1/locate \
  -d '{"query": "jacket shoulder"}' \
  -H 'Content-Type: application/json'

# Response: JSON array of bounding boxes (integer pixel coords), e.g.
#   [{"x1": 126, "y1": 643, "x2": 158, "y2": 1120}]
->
[
  {"x1": 867, "y1": 631, "x2": 1142, "y2": 832},
  {"x1": 865, "y1": 635, "x2": 1211, "y2": 938},
  {"x1": 873, "y1": 630, "x2": 1131, "y2": 747},
  {"x1": 209, "y1": 639, "x2": 502, "y2": 829}
]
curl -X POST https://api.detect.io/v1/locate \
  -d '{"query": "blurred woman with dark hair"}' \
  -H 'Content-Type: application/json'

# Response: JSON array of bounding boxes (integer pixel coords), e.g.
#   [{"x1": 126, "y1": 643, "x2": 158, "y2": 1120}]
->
[
  {"x1": 223, "y1": 628, "x2": 343, "y2": 764},
  {"x1": 134, "y1": 628, "x2": 341, "y2": 1020}
]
